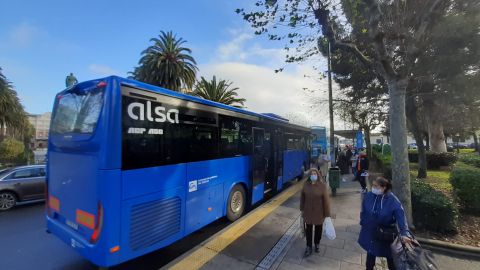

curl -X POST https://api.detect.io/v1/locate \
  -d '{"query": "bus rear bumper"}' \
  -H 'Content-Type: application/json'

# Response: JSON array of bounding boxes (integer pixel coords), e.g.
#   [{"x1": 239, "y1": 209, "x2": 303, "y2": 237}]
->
[{"x1": 46, "y1": 216, "x2": 117, "y2": 267}]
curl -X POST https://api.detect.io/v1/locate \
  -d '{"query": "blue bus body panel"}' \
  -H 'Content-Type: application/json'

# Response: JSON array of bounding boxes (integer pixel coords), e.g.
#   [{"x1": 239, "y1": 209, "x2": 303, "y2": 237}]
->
[
  {"x1": 46, "y1": 169, "x2": 122, "y2": 267},
  {"x1": 185, "y1": 156, "x2": 250, "y2": 235},
  {"x1": 122, "y1": 164, "x2": 186, "y2": 200},
  {"x1": 283, "y1": 150, "x2": 307, "y2": 182}
]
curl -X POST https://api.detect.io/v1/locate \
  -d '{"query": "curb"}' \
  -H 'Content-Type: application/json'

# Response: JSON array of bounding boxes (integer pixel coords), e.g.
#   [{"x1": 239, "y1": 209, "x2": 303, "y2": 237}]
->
[{"x1": 417, "y1": 237, "x2": 480, "y2": 260}]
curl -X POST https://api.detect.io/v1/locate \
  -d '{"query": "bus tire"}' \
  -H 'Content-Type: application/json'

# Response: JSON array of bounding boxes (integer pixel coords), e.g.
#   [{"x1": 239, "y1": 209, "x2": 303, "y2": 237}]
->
[{"x1": 227, "y1": 185, "x2": 246, "y2": 222}]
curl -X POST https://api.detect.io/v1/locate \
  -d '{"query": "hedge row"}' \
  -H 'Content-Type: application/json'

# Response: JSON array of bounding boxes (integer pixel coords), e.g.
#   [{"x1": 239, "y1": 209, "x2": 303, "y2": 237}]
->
[
  {"x1": 411, "y1": 180, "x2": 459, "y2": 233},
  {"x1": 408, "y1": 151, "x2": 457, "y2": 169},
  {"x1": 372, "y1": 151, "x2": 459, "y2": 233},
  {"x1": 458, "y1": 153, "x2": 480, "y2": 168},
  {"x1": 450, "y1": 163, "x2": 480, "y2": 215}
]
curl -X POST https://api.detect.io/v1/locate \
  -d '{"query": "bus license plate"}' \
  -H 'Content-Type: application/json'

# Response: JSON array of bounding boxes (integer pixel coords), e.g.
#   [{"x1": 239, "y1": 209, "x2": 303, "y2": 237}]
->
[{"x1": 66, "y1": 220, "x2": 79, "y2": 230}]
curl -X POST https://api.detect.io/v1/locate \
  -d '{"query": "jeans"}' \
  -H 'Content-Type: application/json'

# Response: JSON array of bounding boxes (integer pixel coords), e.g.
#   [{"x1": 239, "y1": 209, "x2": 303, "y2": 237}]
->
[
  {"x1": 305, "y1": 224, "x2": 323, "y2": 247},
  {"x1": 366, "y1": 253, "x2": 396, "y2": 270}
]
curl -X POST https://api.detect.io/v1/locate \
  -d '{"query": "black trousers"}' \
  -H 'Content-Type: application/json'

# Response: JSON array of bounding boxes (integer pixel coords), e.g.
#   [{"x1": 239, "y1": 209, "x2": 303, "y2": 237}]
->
[
  {"x1": 356, "y1": 172, "x2": 367, "y2": 189},
  {"x1": 366, "y1": 253, "x2": 396, "y2": 270},
  {"x1": 305, "y1": 224, "x2": 322, "y2": 247}
]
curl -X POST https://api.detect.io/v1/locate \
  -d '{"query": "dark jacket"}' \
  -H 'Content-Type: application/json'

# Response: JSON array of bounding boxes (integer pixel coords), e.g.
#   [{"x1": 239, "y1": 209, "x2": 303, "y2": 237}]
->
[
  {"x1": 356, "y1": 155, "x2": 369, "y2": 172},
  {"x1": 300, "y1": 181, "x2": 331, "y2": 225},
  {"x1": 358, "y1": 192, "x2": 409, "y2": 258}
]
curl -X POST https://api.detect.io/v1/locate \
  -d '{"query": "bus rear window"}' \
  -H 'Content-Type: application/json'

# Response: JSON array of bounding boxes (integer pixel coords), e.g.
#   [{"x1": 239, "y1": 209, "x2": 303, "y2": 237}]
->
[{"x1": 51, "y1": 86, "x2": 104, "y2": 134}]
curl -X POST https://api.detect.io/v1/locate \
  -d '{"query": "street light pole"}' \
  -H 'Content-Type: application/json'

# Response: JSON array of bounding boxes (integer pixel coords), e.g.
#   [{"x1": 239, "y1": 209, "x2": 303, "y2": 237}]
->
[{"x1": 328, "y1": 41, "x2": 335, "y2": 167}]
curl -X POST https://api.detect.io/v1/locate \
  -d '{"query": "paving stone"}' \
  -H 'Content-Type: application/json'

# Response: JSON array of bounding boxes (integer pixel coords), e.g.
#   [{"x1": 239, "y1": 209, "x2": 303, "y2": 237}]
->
[
  {"x1": 277, "y1": 260, "x2": 311, "y2": 270},
  {"x1": 200, "y1": 253, "x2": 255, "y2": 270},
  {"x1": 301, "y1": 253, "x2": 341, "y2": 270},
  {"x1": 335, "y1": 230, "x2": 359, "y2": 241},
  {"x1": 323, "y1": 246, "x2": 362, "y2": 265},
  {"x1": 320, "y1": 238, "x2": 345, "y2": 249},
  {"x1": 343, "y1": 239, "x2": 364, "y2": 253},
  {"x1": 340, "y1": 261, "x2": 364, "y2": 270}
]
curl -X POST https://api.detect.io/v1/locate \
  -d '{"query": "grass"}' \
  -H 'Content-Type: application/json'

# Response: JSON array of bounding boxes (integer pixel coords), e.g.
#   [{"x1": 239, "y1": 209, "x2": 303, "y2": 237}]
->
[
  {"x1": 410, "y1": 163, "x2": 453, "y2": 195},
  {"x1": 459, "y1": 148, "x2": 476, "y2": 154}
]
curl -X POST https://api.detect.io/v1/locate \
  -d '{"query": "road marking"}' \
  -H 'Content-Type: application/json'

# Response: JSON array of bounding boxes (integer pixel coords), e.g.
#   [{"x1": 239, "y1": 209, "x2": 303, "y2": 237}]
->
[{"x1": 166, "y1": 180, "x2": 304, "y2": 270}]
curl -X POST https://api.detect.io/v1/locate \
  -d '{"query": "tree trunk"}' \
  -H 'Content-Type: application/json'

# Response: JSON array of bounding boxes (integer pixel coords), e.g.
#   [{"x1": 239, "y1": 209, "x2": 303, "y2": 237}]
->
[
  {"x1": 387, "y1": 78, "x2": 413, "y2": 226},
  {"x1": 364, "y1": 126, "x2": 372, "y2": 159},
  {"x1": 406, "y1": 97, "x2": 427, "y2": 178},
  {"x1": 424, "y1": 99, "x2": 447, "y2": 152},
  {"x1": 473, "y1": 130, "x2": 479, "y2": 153}
]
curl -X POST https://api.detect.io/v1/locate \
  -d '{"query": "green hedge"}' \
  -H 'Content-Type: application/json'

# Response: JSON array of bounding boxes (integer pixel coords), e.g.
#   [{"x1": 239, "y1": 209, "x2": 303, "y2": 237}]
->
[
  {"x1": 408, "y1": 151, "x2": 457, "y2": 169},
  {"x1": 411, "y1": 180, "x2": 459, "y2": 233},
  {"x1": 372, "y1": 144, "x2": 382, "y2": 154},
  {"x1": 450, "y1": 164, "x2": 480, "y2": 215},
  {"x1": 372, "y1": 152, "x2": 392, "y2": 180},
  {"x1": 459, "y1": 154, "x2": 480, "y2": 168}
]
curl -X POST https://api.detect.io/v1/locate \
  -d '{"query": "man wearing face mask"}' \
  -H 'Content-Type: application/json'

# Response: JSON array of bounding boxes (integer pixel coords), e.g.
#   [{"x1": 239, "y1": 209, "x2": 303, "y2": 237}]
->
[
  {"x1": 358, "y1": 177, "x2": 412, "y2": 270},
  {"x1": 300, "y1": 168, "x2": 331, "y2": 257}
]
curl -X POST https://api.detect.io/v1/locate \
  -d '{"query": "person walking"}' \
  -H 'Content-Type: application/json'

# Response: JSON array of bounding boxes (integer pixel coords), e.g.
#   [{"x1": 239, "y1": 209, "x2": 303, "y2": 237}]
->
[
  {"x1": 345, "y1": 146, "x2": 353, "y2": 173},
  {"x1": 300, "y1": 168, "x2": 331, "y2": 257},
  {"x1": 355, "y1": 152, "x2": 369, "y2": 192},
  {"x1": 358, "y1": 177, "x2": 412, "y2": 270}
]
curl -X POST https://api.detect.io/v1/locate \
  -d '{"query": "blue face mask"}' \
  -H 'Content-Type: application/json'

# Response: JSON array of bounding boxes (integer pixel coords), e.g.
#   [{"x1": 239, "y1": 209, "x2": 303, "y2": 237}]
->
[
  {"x1": 310, "y1": 175, "x2": 318, "y2": 182},
  {"x1": 372, "y1": 187, "x2": 384, "y2": 195}
]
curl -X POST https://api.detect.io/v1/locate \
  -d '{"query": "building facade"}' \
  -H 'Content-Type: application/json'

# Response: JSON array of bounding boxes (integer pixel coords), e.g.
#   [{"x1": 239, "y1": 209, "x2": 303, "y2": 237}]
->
[{"x1": 28, "y1": 112, "x2": 51, "y2": 149}]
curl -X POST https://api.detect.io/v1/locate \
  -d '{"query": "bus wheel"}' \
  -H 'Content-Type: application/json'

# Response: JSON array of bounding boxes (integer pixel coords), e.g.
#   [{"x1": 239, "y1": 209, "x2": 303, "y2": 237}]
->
[{"x1": 227, "y1": 185, "x2": 246, "y2": 222}]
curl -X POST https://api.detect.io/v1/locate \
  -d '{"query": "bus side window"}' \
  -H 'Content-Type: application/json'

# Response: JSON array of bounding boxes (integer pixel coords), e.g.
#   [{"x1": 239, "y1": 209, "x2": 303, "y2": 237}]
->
[{"x1": 220, "y1": 116, "x2": 240, "y2": 157}]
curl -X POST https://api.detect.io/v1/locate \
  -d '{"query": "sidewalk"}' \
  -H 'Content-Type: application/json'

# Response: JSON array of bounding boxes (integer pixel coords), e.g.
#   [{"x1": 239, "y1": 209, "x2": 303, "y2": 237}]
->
[{"x1": 275, "y1": 175, "x2": 480, "y2": 270}]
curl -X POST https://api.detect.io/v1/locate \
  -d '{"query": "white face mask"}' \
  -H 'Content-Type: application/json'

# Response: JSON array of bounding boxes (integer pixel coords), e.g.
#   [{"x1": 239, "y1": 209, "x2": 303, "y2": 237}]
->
[
  {"x1": 372, "y1": 187, "x2": 384, "y2": 195},
  {"x1": 310, "y1": 175, "x2": 318, "y2": 182}
]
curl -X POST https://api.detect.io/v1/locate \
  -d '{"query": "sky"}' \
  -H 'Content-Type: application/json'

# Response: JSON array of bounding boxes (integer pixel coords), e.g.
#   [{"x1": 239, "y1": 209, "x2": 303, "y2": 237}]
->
[{"x1": 0, "y1": 0, "x2": 335, "y2": 127}]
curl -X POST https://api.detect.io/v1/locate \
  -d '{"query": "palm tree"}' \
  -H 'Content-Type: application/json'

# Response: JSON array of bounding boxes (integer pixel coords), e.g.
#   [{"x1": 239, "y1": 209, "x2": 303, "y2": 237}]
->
[
  {"x1": 193, "y1": 76, "x2": 246, "y2": 108},
  {"x1": 0, "y1": 68, "x2": 28, "y2": 139},
  {"x1": 131, "y1": 31, "x2": 198, "y2": 91}
]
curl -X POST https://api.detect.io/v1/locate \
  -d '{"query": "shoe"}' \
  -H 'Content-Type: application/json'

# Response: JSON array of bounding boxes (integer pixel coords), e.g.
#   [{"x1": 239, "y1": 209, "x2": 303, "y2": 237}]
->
[
  {"x1": 361, "y1": 188, "x2": 368, "y2": 193},
  {"x1": 314, "y1": 244, "x2": 320, "y2": 253},
  {"x1": 342, "y1": 178, "x2": 346, "y2": 182},
  {"x1": 304, "y1": 247, "x2": 312, "y2": 257}
]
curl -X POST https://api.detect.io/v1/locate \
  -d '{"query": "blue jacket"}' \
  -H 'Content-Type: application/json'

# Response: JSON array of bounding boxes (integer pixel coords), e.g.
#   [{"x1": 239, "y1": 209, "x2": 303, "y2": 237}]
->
[{"x1": 358, "y1": 191, "x2": 409, "y2": 258}]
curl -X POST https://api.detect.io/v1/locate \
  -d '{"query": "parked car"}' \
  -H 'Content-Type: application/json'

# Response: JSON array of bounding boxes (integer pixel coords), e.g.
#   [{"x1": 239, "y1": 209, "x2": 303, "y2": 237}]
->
[
  {"x1": 0, "y1": 165, "x2": 46, "y2": 211},
  {"x1": 407, "y1": 143, "x2": 417, "y2": 150}
]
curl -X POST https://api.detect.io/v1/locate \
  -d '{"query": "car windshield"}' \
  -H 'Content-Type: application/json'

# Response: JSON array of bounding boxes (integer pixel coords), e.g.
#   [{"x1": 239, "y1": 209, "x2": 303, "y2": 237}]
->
[
  {"x1": 50, "y1": 85, "x2": 104, "y2": 134},
  {"x1": 0, "y1": 169, "x2": 13, "y2": 178}
]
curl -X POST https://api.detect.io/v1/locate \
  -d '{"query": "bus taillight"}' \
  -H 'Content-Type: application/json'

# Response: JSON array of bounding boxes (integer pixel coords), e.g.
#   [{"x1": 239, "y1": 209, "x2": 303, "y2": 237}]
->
[
  {"x1": 49, "y1": 195, "x2": 60, "y2": 212},
  {"x1": 90, "y1": 201, "x2": 104, "y2": 244}
]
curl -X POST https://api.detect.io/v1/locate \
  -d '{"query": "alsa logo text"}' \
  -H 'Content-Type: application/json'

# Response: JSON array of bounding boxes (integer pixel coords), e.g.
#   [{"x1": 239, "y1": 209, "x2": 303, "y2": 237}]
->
[{"x1": 127, "y1": 101, "x2": 179, "y2": 123}]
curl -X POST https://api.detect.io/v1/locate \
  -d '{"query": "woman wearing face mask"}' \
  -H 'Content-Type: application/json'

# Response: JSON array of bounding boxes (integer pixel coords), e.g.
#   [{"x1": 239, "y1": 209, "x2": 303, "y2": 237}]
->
[
  {"x1": 358, "y1": 177, "x2": 412, "y2": 270},
  {"x1": 300, "y1": 168, "x2": 331, "y2": 257}
]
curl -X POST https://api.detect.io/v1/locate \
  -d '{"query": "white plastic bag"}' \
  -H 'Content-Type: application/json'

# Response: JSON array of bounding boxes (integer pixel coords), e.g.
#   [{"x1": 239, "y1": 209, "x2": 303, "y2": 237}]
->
[{"x1": 324, "y1": 217, "x2": 336, "y2": 240}]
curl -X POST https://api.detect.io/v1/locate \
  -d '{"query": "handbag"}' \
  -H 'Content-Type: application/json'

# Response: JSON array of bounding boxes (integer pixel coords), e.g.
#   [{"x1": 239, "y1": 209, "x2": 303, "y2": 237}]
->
[
  {"x1": 375, "y1": 224, "x2": 398, "y2": 242},
  {"x1": 390, "y1": 235, "x2": 438, "y2": 270}
]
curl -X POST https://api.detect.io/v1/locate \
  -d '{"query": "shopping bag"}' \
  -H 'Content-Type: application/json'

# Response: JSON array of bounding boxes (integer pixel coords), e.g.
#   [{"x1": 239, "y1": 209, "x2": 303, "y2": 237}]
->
[
  {"x1": 390, "y1": 236, "x2": 437, "y2": 270},
  {"x1": 323, "y1": 217, "x2": 336, "y2": 240}
]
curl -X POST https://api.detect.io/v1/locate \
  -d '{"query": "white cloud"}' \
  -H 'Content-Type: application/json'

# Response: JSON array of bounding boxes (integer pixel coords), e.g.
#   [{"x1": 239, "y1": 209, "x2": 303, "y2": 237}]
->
[
  {"x1": 199, "y1": 29, "x2": 331, "y2": 127},
  {"x1": 88, "y1": 64, "x2": 121, "y2": 76},
  {"x1": 9, "y1": 22, "x2": 43, "y2": 48},
  {"x1": 200, "y1": 61, "x2": 329, "y2": 127}
]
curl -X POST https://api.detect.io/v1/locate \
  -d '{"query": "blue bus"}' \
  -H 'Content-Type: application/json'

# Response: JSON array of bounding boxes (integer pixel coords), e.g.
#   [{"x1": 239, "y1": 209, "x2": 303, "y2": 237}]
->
[
  {"x1": 46, "y1": 76, "x2": 310, "y2": 267},
  {"x1": 311, "y1": 126, "x2": 328, "y2": 158}
]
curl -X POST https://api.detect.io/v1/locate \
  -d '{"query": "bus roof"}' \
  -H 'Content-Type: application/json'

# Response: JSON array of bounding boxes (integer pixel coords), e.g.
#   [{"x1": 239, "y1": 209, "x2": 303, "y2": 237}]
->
[{"x1": 81, "y1": 76, "x2": 310, "y2": 132}]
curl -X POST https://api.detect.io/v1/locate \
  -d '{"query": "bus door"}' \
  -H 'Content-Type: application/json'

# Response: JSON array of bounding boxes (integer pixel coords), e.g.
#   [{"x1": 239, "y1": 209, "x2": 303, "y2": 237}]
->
[
  {"x1": 252, "y1": 128, "x2": 267, "y2": 204},
  {"x1": 273, "y1": 130, "x2": 284, "y2": 191},
  {"x1": 264, "y1": 130, "x2": 274, "y2": 194}
]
